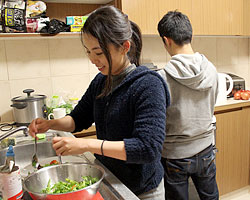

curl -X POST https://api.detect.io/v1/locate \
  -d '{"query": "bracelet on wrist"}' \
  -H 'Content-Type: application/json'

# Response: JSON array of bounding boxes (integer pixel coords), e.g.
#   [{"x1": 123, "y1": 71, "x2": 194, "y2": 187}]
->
[{"x1": 101, "y1": 140, "x2": 106, "y2": 156}]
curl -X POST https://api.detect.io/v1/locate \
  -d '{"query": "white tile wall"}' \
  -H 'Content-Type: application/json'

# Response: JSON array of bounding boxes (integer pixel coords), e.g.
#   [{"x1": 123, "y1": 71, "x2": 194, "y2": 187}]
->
[
  {"x1": 9, "y1": 77, "x2": 52, "y2": 99},
  {"x1": 141, "y1": 36, "x2": 170, "y2": 69},
  {"x1": 0, "y1": 81, "x2": 13, "y2": 122},
  {"x1": 217, "y1": 38, "x2": 239, "y2": 66},
  {"x1": 49, "y1": 38, "x2": 89, "y2": 76},
  {"x1": 0, "y1": 36, "x2": 249, "y2": 122},
  {"x1": 238, "y1": 38, "x2": 249, "y2": 65},
  {"x1": 5, "y1": 40, "x2": 50, "y2": 80},
  {"x1": 192, "y1": 37, "x2": 217, "y2": 65},
  {"x1": 51, "y1": 74, "x2": 90, "y2": 100},
  {"x1": 0, "y1": 41, "x2": 8, "y2": 81}
]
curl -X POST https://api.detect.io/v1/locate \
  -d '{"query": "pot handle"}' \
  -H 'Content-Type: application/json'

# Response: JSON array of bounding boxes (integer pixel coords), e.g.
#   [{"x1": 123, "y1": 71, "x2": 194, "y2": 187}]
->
[
  {"x1": 11, "y1": 103, "x2": 27, "y2": 109},
  {"x1": 42, "y1": 105, "x2": 48, "y2": 119},
  {"x1": 23, "y1": 89, "x2": 34, "y2": 97}
]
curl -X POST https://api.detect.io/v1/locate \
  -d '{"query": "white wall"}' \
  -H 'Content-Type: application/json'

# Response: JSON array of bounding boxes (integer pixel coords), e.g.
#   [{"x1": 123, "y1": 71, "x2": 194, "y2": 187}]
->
[{"x1": 0, "y1": 36, "x2": 249, "y2": 122}]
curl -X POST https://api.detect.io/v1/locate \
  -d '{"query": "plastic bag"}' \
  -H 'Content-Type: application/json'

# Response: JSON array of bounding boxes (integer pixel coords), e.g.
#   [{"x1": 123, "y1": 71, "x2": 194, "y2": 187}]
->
[
  {"x1": 47, "y1": 96, "x2": 73, "y2": 115},
  {"x1": 39, "y1": 19, "x2": 70, "y2": 34},
  {"x1": 3, "y1": 7, "x2": 26, "y2": 32},
  {"x1": 26, "y1": 0, "x2": 46, "y2": 18}
]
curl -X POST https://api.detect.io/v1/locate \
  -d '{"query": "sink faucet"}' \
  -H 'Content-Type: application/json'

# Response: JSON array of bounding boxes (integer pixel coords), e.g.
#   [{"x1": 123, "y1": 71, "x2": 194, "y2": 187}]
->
[{"x1": 0, "y1": 126, "x2": 28, "y2": 142}]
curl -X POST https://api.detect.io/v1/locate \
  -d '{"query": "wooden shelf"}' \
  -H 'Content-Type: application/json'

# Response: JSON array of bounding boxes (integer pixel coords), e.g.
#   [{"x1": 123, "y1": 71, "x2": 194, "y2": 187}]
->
[
  {"x1": 0, "y1": 32, "x2": 82, "y2": 39},
  {"x1": 0, "y1": 0, "x2": 121, "y2": 39},
  {"x1": 43, "y1": 0, "x2": 113, "y2": 4}
]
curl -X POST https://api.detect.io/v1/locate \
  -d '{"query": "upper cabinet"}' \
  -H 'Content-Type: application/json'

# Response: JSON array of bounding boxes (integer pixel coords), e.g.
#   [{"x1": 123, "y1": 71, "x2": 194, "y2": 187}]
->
[
  {"x1": 43, "y1": 0, "x2": 113, "y2": 3},
  {"x1": 0, "y1": 0, "x2": 121, "y2": 39},
  {"x1": 45, "y1": 0, "x2": 121, "y2": 22},
  {"x1": 191, "y1": 0, "x2": 243, "y2": 35},
  {"x1": 121, "y1": 0, "x2": 159, "y2": 35},
  {"x1": 1, "y1": 0, "x2": 249, "y2": 38},
  {"x1": 121, "y1": 0, "x2": 250, "y2": 36},
  {"x1": 122, "y1": 0, "x2": 160, "y2": 34},
  {"x1": 243, "y1": 0, "x2": 250, "y2": 35}
]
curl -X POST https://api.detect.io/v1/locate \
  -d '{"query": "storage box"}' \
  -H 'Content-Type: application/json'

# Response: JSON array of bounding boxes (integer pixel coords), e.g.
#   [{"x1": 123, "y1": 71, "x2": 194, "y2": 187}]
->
[
  {"x1": 66, "y1": 16, "x2": 88, "y2": 26},
  {"x1": 70, "y1": 25, "x2": 83, "y2": 32}
]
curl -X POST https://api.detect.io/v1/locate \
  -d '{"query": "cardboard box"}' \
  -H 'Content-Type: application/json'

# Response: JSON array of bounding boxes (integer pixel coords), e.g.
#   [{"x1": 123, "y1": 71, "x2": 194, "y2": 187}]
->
[
  {"x1": 66, "y1": 16, "x2": 88, "y2": 26},
  {"x1": 70, "y1": 25, "x2": 83, "y2": 32}
]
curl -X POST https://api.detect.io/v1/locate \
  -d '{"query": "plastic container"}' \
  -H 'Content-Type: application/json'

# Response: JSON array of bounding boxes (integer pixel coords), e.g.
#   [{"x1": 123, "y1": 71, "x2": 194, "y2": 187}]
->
[{"x1": 0, "y1": 146, "x2": 23, "y2": 200}]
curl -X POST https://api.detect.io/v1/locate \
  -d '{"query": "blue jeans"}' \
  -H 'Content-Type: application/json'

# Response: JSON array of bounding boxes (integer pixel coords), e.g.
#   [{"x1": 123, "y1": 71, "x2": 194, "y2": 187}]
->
[{"x1": 161, "y1": 144, "x2": 219, "y2": 200}]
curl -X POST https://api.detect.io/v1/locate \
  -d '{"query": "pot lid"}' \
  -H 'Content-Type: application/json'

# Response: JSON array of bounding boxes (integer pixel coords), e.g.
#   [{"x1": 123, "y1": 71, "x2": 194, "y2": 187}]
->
[{"x1": 11, "y1": 89, "x2": 47, "y2": 102}]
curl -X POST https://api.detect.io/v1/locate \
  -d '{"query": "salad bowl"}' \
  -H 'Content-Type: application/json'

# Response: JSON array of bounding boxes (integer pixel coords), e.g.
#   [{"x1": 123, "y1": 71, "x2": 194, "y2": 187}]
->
[{"x1": 23, "y1": 163, "x2": 105, "y2": 200}]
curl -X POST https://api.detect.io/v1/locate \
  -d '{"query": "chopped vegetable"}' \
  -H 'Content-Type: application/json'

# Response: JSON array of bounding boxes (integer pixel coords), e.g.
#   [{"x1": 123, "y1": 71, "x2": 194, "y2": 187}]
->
[
  {"x1": 49, "y1": 160, "x2": 59, "y2": 165},
  {"x1": 40, "y1": 160, "x2": 59, "y2": 168},
  {"x1": 42, "y1": 176, "x2": 99, "y2": 194}
]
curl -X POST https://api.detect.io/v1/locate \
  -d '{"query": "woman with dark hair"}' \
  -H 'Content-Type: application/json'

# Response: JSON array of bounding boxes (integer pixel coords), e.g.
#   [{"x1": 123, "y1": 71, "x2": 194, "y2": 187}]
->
[{"x1": 29, "y1": 6, "x2": 170, "y2": 199}]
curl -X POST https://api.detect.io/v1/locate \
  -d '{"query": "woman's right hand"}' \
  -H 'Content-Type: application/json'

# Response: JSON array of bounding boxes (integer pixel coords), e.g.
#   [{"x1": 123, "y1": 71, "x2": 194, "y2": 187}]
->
[{"x1": 28, "y1": 118, "x2": 51, "y2": 137}]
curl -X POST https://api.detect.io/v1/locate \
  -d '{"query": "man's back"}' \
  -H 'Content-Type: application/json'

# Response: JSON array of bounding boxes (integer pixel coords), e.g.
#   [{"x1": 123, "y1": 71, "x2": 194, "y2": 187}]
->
[{"x1": 158, "y1": 52, "x2": 219, "y2": 159}]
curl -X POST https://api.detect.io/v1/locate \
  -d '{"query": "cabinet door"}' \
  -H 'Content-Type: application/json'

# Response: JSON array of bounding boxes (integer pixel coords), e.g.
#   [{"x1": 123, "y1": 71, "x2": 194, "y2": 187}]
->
[
  {"x1": 243, "y1": 0, "x2": 250, "y2": 35},
  {"x1": 121, "y1": 0, "x2": 159, "y2": 34},
  {"x1": 158, "y1": 0, "x2": 192, "y2": 24},
  {"x1": 160, "y1": 0, "x2": 243, "y2": 35},
  {"x1": 215, "y1": 107, "x2": 250, "y2": 195},
  {"x1": 122, "y1": 0, "x2": 192, "y2": 35},
  {"x1": 199, "y1": 0, "x2": 243, "y2": 35},
  {"x1": 122, "y1": 0, "x2": 245, "y2": 35}
]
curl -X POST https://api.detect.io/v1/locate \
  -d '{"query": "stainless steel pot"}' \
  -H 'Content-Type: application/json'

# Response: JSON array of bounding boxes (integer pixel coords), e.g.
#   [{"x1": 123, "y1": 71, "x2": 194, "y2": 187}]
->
[
  {"x1": 23, "y1": 163, "x2": 105, "y2": 200},
  {"x1": 11, "y1": 89, "x2": 47, "y2": 126}
]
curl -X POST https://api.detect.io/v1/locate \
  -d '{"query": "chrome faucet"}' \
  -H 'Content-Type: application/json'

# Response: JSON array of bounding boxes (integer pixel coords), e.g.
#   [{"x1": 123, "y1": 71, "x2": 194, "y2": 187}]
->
[{"x1": 0, "y1": 126, "x2": 28, "y2": 142}]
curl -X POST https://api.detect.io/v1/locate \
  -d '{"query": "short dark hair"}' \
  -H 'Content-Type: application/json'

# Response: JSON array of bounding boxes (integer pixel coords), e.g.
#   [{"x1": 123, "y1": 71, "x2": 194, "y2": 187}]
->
[
  {"x1": 158, "y1": 10, "x2": 192, "y2": 46},
  {"x1": 81, "y1": 5, "x2": 142, "y2": 98}
]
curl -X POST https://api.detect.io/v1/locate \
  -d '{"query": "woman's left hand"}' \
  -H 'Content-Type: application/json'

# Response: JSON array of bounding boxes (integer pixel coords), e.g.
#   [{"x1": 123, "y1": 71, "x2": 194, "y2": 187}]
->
[{"x1": 52, "y1": 137, "x2": 87, "y2": 156}]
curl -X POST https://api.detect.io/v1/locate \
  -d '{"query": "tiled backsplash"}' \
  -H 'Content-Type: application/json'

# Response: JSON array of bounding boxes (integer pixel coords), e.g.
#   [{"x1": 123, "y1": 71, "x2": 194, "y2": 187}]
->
[{"x1": 0, "y1": 36, "x2": 249, "y2": 122}]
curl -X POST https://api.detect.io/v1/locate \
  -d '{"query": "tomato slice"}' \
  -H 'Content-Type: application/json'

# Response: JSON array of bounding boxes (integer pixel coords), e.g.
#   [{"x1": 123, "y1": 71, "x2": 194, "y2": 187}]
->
[{"x1": 50, "y1": 160, "x2": 59, "y2": 165}]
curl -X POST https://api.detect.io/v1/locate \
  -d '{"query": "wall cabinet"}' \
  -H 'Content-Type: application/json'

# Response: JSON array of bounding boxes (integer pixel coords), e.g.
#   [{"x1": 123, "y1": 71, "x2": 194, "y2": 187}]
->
[
  {"x1": 215, "y1": 105, "x2": 250, "y2": 195},
  {"x1": 121, "y1": 0, "x2": 159, "y2": 35},
  {"x1": 1, "y1": 0, "x2": 249, "y2": 38},
  {"x1": 191, "y1": 0, "x2": 243, "y2": 35},
  {"x1": 45, "y1": 0, "x2": 121, "y2": 22},
  {"x1": 121, "y1": 0, "x2": 249, "y2": 36},
  {"x1": 243, "y1": 0, "x2": 250, "y2": 35},
  {"x1": 0, "y1": 0, "x2": 121, "y2": 39}
]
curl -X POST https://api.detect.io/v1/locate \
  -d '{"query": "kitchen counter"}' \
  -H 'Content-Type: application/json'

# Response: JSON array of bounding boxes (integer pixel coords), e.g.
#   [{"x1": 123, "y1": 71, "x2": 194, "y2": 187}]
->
[
  {"x1": 214, "y1": 98, "x2": 250, "y2": 113},
  {"x1": 73, "y1": 125, "x2": 97, "y2": 138}
]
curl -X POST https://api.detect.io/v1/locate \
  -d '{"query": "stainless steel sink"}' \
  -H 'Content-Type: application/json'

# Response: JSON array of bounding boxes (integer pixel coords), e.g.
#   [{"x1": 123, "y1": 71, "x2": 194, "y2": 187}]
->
[
  {"x1": 0, "y1": 140, "x2": 139, "y2": 200},
  {"x1": 0, "y1": 141, "x2": 56, "y2": 169}
]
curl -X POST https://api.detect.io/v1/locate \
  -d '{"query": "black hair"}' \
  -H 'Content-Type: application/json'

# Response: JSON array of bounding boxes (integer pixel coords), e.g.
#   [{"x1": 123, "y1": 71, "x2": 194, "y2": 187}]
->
[
  {"x1": 81, "y1": 5, "x2": 142, "y2": 98},
  {"x1": 157, "y1": 10, "x2": 192, "y2": 46}
]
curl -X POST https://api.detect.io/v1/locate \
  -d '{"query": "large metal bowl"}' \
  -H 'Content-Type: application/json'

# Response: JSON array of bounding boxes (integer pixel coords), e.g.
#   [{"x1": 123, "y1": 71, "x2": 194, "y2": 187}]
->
[{"x1": 23, "y1": 163, "x2": 105, "y2": 200}]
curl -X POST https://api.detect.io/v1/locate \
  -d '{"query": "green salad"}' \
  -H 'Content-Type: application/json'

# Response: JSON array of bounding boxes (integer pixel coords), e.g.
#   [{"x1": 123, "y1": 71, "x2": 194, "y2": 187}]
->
[{"x1": 42, "y1": 176, "x2": 99, "y2": 194}]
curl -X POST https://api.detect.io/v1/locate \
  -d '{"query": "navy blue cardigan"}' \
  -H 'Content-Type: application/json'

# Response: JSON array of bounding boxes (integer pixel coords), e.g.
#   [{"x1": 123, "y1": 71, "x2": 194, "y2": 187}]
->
[{"x1": 70, "y1": 66, "x2": 170, "y2": 195}]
